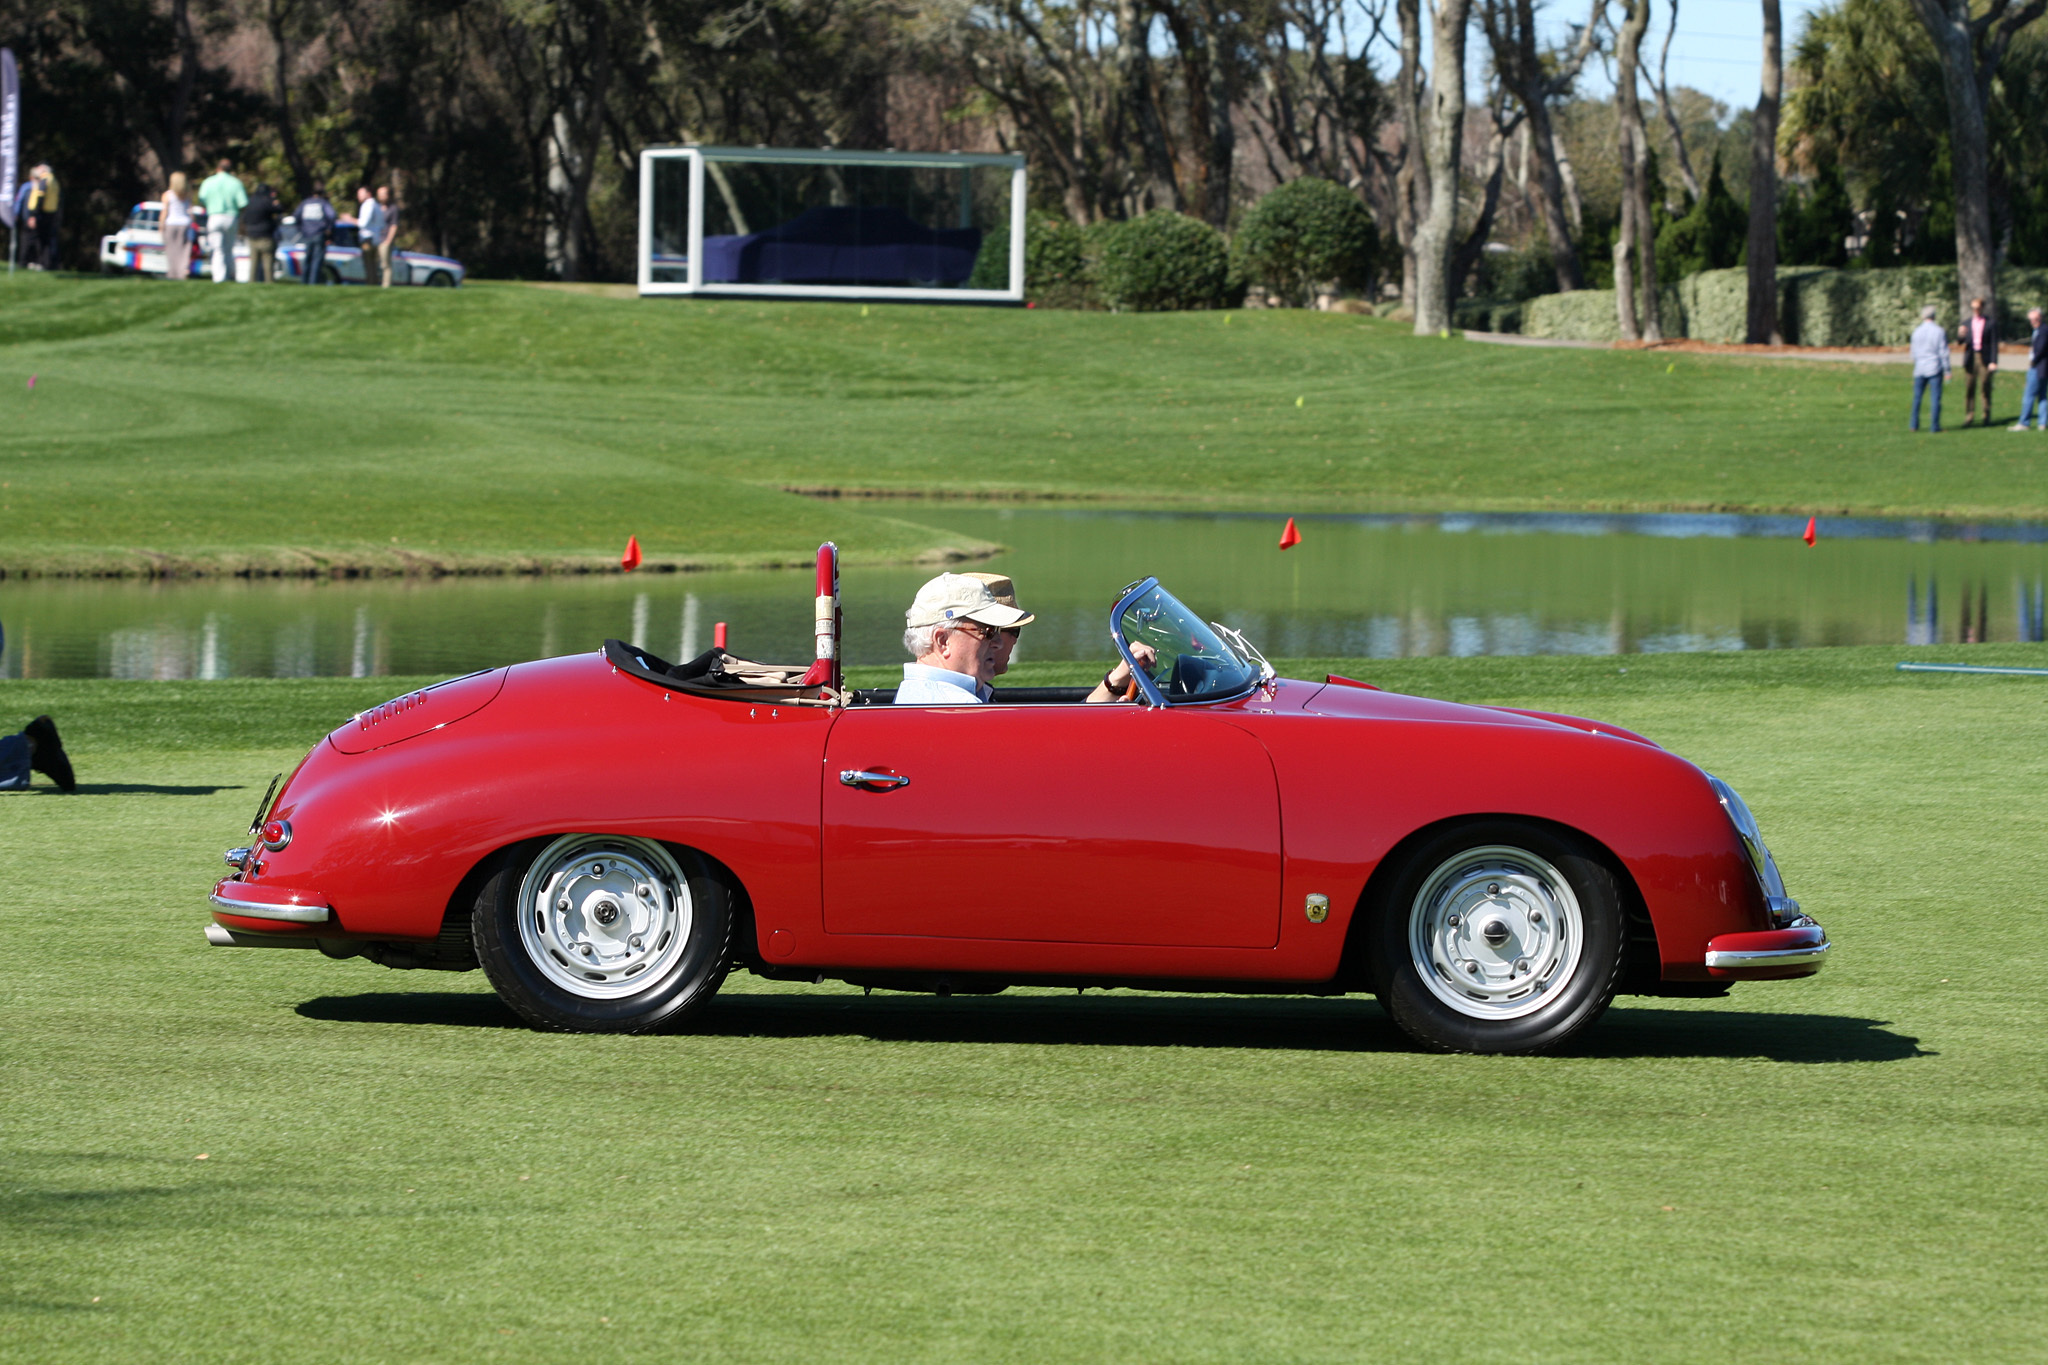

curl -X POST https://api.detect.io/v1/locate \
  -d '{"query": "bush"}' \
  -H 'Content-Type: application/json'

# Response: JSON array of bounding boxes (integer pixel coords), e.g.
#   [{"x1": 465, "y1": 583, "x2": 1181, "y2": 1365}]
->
[
  {"x1": 1656, "y1": 153, "x2": 1747, "y2": 282},
  {"x1": 1474, "y1": 244, "x2": 1557, "y2": 303},
  {"x1": 1023, "y1": 215, "x2": 1098, "y2": 306},
  {"x1": 1779, "y1": 165, "x2": 1853, "y2": 268},
  {"x1": 1096, "y1": 211, "x2": 1231, "y2": 311},
  {"x1": 1233, "y1": 177, "x2": 1378, "y2": 306}
]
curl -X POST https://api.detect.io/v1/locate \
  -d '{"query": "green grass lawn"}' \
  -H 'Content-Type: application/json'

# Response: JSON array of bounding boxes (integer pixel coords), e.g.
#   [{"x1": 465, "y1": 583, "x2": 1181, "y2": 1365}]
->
[
  {"x1": 4, "y1": 273, "x2": 2046, "y2": 577},
  {"x1": 4, "y1": 646, "x2": 2044, "y2": 1361}
]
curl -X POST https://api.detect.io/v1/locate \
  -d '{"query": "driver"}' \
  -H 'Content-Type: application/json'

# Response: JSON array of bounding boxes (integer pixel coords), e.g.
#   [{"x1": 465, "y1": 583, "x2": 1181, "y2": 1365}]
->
[
  {"x1": 894, "y1": 574, "x2": 1030, "y2": 704},
  {"x1": 959, "y1": 571, "x2": 1155, "y2": 703}
]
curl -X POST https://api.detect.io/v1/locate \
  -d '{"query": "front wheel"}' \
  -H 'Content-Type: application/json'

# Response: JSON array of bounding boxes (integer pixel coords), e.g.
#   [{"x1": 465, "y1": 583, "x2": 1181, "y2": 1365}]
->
[
  {"x1": 426, "y1": 270, "x2": 455, "y2": 287},
  {"x1": 1370, "y1": 821, "x2": 1625, "y2": 1055},
  {"x1": 473, "y1": 834, "x2": 732, "y2": 1032}
]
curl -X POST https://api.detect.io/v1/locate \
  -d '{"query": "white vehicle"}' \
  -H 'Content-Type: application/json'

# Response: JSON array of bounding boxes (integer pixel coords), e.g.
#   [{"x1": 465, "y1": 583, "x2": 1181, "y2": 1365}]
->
[{"x1": 100, "y1": 203, "x2": 465, "y2": 286}]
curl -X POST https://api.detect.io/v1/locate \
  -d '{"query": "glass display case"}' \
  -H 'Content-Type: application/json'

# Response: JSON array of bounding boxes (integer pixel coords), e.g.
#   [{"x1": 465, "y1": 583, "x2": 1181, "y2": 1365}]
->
[{"x1": 639, "y1": 145, "x2": 1026, "y2": 303}]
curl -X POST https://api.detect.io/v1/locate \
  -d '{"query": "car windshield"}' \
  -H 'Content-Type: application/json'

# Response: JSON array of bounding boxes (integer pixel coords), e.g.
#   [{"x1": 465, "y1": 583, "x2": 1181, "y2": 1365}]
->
[{"x1": 1114, "y1": 580, "x2": 1262, "y2": 704}]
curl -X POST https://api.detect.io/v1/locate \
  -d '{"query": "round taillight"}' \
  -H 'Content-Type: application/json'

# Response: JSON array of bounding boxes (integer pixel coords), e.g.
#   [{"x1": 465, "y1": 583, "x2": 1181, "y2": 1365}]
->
[{"x1": 260, "y1": 819, "x2": 293, "y2": 851}]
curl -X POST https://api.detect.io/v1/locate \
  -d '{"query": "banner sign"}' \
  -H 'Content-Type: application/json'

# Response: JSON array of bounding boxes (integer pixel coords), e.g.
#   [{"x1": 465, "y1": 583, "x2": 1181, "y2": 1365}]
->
[{"x1": 0, "y1": 48, "x2": 18, "y2": 230}]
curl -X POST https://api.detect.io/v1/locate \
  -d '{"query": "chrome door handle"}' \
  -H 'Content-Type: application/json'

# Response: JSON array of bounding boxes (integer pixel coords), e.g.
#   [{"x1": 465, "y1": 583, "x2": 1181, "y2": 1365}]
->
[{"x1": 839, "y1": 769, "x2": 911, "y2": 791}]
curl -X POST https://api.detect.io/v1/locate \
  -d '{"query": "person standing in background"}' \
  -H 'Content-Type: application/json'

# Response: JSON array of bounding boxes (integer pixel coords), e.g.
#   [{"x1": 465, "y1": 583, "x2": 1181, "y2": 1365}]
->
[
  {"x1": 374, "y1": 185, "x2": 398, "y2": 287},
  {"x1": 1958, "y1": 296, "x2": 1999, "y2": 427},
  {"x1": 354, "y1": 186, "x2": 385, "y2": 286},
  {"x1": 242, "y1": 181, "x2": 280, "y2": 282},
  {"x1": 2013, "y1": 309, "x2": 2048, "y2": 431},
  {"x1": 294, "y1": 181, "x2": 334, "y2": 283},
  {"x1": 197, "y1": 158, "x2": 247, "y2": 283},
  {"x1": 9, "y1": 175, "x2": 32, "y2": 263},
  {"x1": 24, "y1": 165, "x2": 59, "y2": 270},
  {"x1": 161, "y1": 171, "x2": 192, "y2": 280},
  {"x1": 1910, "y1": 305, "x2": 1950, "y2": 433}
]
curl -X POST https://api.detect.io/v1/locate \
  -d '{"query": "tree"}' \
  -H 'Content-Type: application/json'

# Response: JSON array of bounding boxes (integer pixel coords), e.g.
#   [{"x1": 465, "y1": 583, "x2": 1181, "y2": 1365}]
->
[
  {"x1": 1906, "y1": 0, "x2": 2048, "y2": 323},
  {"x1": 1611, "y1": 0, "x2": 1660, "y2": 340},
  {"x1": 1656, "y1": 150, "x2": 1744, "y2": 278},
  {"x1": 1411, "y1": 0, "x2": 1473, "y2": 334},
  {"x1": 1479, "y1": 0, "x2": 1603, "y2": 292},
  {"x1": 1746, "y1": 0, "x2": 1781, "y2": 342}
]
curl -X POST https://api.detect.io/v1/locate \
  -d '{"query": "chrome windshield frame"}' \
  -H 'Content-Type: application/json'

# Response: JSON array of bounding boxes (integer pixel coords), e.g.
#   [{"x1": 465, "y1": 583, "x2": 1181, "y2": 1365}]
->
[{"x1": 1108, "y1": 577, "x2": 1262, "y2": 708}]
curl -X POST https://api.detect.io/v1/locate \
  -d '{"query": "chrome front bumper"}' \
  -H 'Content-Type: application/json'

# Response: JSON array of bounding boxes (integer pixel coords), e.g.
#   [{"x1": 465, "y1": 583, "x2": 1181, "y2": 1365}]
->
[{"x1": 1704, "y1": 919, "x2": 1830, "y2": 979}]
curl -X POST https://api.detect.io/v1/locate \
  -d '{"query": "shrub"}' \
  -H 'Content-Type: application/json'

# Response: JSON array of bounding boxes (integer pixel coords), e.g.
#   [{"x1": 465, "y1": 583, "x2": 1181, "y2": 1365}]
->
[
  {"x1": 1779, "y1": 165, "x2": 1853, "y2": 268},
  {"x1": 1023, "y1": 215, "x2": 1096, "y2": 306},
  {"x1": 1233, "y1": 177, "x2": 1378, "y2": 306},
  {"x1": 1096, "y1": 211, "x2": 1231, "y2": 311},
  {"x1": 1656, "y1": 153, "x2": 1747, "y2": 282},
  {"x1": 1474, "y1": 243, "x2": 1556, "y2": 303}
]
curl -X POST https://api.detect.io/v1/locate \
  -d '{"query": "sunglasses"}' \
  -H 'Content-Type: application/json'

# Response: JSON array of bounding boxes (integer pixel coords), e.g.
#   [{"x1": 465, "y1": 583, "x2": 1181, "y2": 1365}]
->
[{"x1": 944, "y1": 620, "x2": 999, "y2": 641}]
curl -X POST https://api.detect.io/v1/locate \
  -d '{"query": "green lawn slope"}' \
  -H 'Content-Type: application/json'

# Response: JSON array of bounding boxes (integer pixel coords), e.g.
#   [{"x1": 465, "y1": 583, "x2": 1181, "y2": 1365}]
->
[
  {"x1": 3, "y1": 647, "x2": 2045, "y2": 1361},
  {"x1": 4, "y1": 273, "x2": 2046, "y2": 577}
]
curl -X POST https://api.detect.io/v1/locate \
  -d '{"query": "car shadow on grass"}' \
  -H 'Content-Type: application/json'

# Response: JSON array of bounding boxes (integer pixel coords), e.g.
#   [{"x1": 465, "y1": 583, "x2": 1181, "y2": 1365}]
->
[
  {"x1": 33, "y1": 781, "x2": 246, "y2": 796},
  {"x1": 296, "y1": 991, "x2": 1928, "y2": 1062}
]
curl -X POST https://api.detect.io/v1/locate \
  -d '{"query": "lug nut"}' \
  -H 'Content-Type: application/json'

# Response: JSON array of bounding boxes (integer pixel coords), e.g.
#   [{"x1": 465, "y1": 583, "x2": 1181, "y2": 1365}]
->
[
  {"x1": 1447, "y1": 914, "x2": 1461, "y2": 927},
  {"x1": 1487, "y1": 882, "x2": 1500, "y2": 895},
  {"x1": 591, "y1": 862, "x2": 605, "y2": 876}
]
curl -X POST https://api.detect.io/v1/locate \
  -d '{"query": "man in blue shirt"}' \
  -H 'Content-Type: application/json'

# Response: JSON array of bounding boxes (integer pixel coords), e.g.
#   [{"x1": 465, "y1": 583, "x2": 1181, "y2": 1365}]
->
[{"x1": 894, "y1": 574, "x2": 1030, "y2": 704}]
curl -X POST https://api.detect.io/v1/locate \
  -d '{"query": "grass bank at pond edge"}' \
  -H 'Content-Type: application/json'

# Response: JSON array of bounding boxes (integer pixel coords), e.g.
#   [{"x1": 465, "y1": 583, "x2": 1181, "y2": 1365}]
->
[{"x1": 5, "y1": 274, "x2": 2047, "y2": 579}]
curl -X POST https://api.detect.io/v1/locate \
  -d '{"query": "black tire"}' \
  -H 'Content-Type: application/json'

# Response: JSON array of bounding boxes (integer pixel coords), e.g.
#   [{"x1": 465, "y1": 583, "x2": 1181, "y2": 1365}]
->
[
  {"x1": 1368, "y1": 820, "x2": 1625, "y2": 1055},
  {"x1": 321, "y1": 263, "x2": 343, "y2": 285},
  {"x1": 473, "y1": 834, "x2": 732, "y2": 1033},
  {"x1": 426, "y1": 270, "x2": 455, "y2": 288}
]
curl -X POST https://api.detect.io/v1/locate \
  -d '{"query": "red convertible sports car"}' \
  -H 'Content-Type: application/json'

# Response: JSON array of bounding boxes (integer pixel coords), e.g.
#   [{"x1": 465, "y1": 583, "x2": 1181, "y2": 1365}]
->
[{"x1": 208, "y1": 546, "x2": 1828, "y2": 1054}]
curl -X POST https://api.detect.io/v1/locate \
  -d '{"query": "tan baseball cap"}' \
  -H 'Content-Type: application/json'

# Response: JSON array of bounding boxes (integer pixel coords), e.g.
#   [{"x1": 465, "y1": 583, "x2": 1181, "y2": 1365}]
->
[
  {"x1": 905, "y1": 573, "x2": 1032, "y2": 630},
  {"x1": 961, "y1": 572, "x2": 1037, "y2": 626}
]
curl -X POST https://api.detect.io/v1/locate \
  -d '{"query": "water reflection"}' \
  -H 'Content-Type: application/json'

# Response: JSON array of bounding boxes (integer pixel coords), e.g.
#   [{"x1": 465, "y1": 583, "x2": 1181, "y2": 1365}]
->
[{"x1": 7, "y1": 508, "x2": 2048, "y2": 679}]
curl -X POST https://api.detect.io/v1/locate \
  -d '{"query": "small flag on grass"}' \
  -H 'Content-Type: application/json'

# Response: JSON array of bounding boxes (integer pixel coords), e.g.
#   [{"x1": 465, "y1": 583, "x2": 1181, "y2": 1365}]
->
[
  {"x1": 1803, "y1": 516, "x2": 1817, "y2": 547},
  {"x1": 621, "y1": 535, "x2": 642, "y2": 571},
  {"x1": 1279, "y1": 517, "x2": 1302, "y2": 550}
]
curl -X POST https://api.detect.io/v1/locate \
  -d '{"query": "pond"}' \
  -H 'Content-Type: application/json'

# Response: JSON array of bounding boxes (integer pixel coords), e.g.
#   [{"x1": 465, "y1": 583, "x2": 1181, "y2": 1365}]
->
[{"x1": 4, "y1": 508, "x2": 2046, "y2": 679}]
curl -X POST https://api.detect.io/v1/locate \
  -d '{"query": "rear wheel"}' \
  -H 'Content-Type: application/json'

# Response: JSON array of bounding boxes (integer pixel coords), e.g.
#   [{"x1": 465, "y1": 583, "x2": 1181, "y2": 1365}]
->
[
  {"x1": 473, "y1": 834, "x2": 732, "y2": 1032},
  {"x1": 426, "y1": 270, "x2": 455, "y2": 287},
  {"x1": 1370, "y1": 821, "x2": 1625, "y2": 1055},
  {"x1": 321, "y1": 263, "x2": 343, "y2": 285}
]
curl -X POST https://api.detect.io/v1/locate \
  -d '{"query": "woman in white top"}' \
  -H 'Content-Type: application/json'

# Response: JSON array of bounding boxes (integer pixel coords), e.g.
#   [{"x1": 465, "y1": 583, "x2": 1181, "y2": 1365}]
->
[{"x1": 161, "y1": 172, "x2": 191, "y2": 280}]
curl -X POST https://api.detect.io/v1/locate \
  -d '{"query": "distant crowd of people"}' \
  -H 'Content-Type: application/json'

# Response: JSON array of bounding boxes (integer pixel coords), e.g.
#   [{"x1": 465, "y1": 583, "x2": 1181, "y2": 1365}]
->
[
  {"x1": 1908, "y1": 297, "x2": 2048, "y2": 432},
  {"x1": 159, "y1": 158, "x2": 401, "y2": 285}
]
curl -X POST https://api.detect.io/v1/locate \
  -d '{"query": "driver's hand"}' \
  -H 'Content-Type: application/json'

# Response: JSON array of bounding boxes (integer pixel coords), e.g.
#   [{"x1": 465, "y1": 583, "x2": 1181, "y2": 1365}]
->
[{"x1": 1110, "y1": 643, "x2": 1158, "y2": 688}]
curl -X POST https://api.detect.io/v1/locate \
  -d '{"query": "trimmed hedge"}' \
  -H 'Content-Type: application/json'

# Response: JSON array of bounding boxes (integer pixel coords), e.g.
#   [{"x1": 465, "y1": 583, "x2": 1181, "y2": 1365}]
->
[
  {"x1": 1233, "y1": 177, "x2": 1377, "y2": 307},
  {"x1": 1097, "y1": 211, "x2": 1232, "y2": 312},
  {"x1": 1521, "y1": 266, "x2": 2048, "y2": 345}
]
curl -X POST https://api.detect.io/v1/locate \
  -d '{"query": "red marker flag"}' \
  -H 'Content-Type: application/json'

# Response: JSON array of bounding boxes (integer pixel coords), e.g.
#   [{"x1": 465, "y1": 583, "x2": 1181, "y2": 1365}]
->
[
  {"x1": 621, "y1": 535, "x2": 642, "y2": 571},
  {"x1": 1802, "y1": 516, "x2": 1817, "y2": 547},
  {"x1": 1278, "y1": 516, "x2": 1302, "y2": 550}
]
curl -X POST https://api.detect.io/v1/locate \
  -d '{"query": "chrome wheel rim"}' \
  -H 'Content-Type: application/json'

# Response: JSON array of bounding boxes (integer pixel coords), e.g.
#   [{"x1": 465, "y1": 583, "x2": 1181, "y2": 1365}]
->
[
  {"x1": 1408, "y1": 845, "x2": 1583, "y2": 1021},
  {"x1": 517, "y1": 835, "x2": 693, "y2": 1000}
]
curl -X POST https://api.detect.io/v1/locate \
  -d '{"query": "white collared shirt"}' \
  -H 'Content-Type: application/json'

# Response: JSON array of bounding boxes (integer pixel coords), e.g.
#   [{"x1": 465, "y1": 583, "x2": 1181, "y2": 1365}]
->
[{"x1": 894, "y1": 663, "x2": 992, "y2": 705}]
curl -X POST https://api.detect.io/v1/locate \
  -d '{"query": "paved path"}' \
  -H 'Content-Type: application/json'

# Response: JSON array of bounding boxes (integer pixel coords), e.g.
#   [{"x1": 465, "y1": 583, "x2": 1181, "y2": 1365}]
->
[{"x1": 1463, "y1": 330, "x2": 1921, "y2": 364}]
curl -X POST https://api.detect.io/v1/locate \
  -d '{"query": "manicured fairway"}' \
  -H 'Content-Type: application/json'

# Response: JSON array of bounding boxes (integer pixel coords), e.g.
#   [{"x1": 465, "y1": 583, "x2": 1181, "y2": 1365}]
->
[
  {"x1": 4, "y1": 273, "x2": 2048, "y2": 576},
  {"x1": 3, "y1": 645, "x2": 2044, "y2": 1362}
]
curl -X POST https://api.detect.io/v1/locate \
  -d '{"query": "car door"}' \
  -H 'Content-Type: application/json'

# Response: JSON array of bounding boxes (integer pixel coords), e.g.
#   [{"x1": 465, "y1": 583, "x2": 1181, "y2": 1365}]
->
[{"x1": 822, "y1": 702, "x2": 1281, "y2": 948}]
